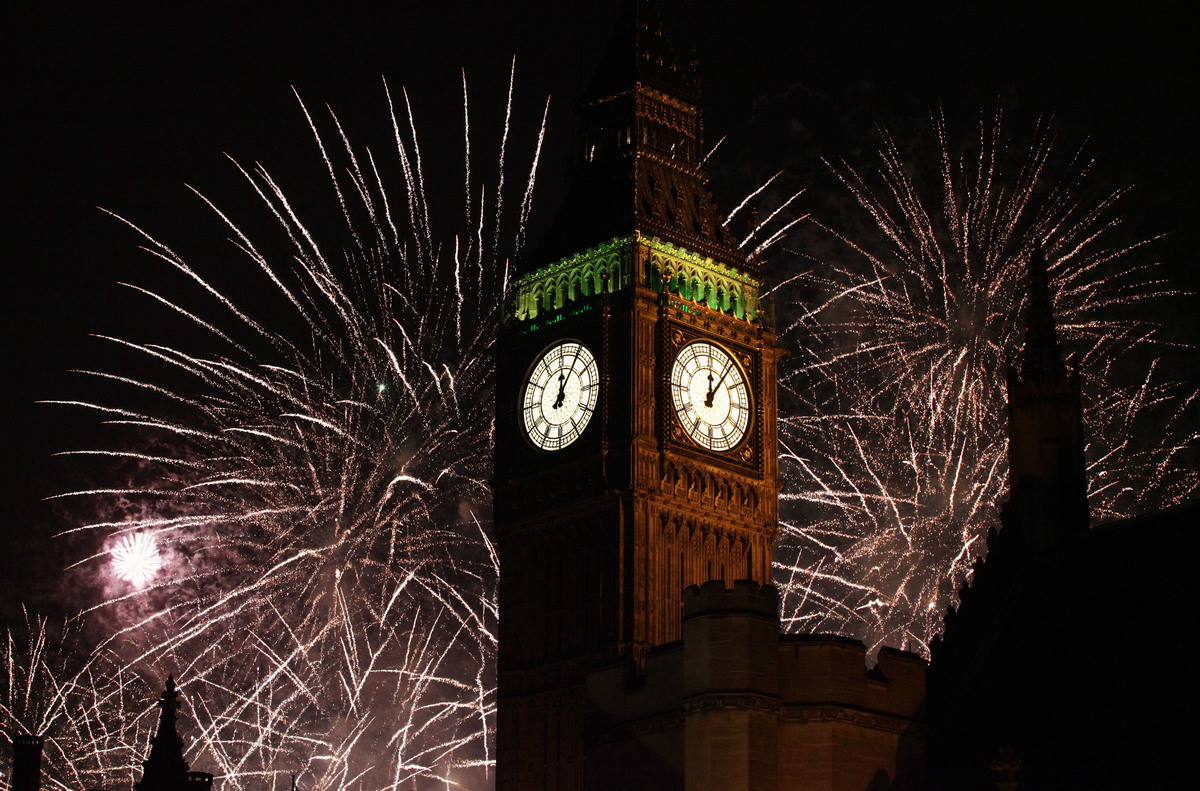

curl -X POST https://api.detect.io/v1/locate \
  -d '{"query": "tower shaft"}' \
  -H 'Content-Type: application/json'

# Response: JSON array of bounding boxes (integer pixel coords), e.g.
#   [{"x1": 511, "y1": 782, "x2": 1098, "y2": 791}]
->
[{"x1": 494, "y1": 4, "x2": 779, "y2": 789}]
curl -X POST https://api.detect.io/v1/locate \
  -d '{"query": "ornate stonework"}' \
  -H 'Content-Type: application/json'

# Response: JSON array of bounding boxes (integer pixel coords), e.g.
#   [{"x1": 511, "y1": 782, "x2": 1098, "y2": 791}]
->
[{"x1": 512, "y1": 234, "x2": 761, "y2": 324}]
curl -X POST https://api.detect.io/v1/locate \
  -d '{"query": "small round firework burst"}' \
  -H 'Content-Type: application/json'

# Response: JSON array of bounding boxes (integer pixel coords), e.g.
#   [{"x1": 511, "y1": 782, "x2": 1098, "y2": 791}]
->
[{"x1": 110, "y1": 532, "x2": 161, "y2": 587}]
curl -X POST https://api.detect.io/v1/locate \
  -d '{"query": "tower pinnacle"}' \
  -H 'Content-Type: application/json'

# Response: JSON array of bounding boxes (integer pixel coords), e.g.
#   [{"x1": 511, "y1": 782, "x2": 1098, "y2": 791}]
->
[
  {"x1": 1004, "y1": 245, "x2": 1089, "y2": 543},
  {"x1": 1017, "y1": 245, "x2": 1067, "y2": 386},
  {"x1": 531, "y1": 0, "x2": 748, "y2": 274},
  {"x1": 584, "y1": 0, "x2": 700, "y2": 107},
  {"x1": 134, "y1": 677, "x2": 213, "y2": 791}
]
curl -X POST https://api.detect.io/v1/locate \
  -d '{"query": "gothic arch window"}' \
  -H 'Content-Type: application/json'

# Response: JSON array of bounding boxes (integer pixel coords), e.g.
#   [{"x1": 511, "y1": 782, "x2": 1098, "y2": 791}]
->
[{"x1": 605, "y1": 261, "x2": 620, "y2": 292}]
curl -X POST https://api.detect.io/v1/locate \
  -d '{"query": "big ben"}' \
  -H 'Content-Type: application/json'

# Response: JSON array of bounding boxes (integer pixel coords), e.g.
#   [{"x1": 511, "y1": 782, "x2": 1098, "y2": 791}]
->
[{"x1": 494, "y1": 1, "x2": 782, "y2": 788}]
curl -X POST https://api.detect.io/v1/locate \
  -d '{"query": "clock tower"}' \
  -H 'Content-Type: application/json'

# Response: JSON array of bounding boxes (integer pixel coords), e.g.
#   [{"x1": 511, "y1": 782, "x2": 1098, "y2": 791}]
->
[{"x1": 494, "y1": 1, "x2": 781, "y2": 788}]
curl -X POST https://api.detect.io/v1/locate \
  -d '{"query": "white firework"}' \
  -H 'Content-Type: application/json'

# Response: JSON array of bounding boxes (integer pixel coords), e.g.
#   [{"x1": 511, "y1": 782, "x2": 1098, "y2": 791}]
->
[
  {"x1": 50, "y1": 66, "x2": 546, "y2": 791},
  {"x1": 110, "y1": 533, "x2": 162, "y2": 587},
  {"x1": 774, "y1": 108, "x2": 1199, "y2": 656}
]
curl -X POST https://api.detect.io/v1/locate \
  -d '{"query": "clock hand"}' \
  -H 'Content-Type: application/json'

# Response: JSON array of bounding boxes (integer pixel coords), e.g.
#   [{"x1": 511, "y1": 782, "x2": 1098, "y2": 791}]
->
[
  {"x1": 553, "y1": 343, "x2": 584, "y2": 410},
  {"x1": 704, "y1": 357, "x2": 738, "y2": 409},
  {"x1": 552, "y1": 370, "x2": 566, "y2": 409}
]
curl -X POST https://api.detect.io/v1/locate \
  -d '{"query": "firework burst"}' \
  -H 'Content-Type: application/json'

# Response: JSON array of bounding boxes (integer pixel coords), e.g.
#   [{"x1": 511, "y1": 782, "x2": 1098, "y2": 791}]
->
[
  {"x1": 33, "y1": 72, "x2": 1197, "y2": 791},
  {"x1": 110, "y1": 533, "x2": 161, "y2": 588},
  {"x1": 48, "y1": 67, "x2": 546, "y2": 791},
  {"x1": 774, "y1": 109, "x2": 1199, "y2": 655}
]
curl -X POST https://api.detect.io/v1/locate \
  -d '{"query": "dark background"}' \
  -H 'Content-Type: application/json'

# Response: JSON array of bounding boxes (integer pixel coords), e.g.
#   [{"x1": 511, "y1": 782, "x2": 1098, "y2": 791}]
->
[{"x1": 5, "y1": 1, "x2": 1197, "y2": 610}]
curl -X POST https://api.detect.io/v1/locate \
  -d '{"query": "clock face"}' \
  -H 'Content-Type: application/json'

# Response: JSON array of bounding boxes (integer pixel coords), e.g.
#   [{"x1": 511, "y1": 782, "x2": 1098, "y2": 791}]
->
[
  {"x1": 670, "y1": 340, "x2": 751, "y2": 452},
  {"x1": 521, "y1": 341, "x2": 600, "y2": 451}
]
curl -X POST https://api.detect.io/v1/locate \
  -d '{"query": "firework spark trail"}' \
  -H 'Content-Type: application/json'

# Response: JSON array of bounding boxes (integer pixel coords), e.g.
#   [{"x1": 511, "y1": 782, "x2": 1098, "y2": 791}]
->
[
  {"x1": 775, "y1": 108, "x2": 1200, "y2": 656},
  {"x1": 43, "y1": 76, "x2": 543, "y2": 791},
  {"x1": 31, "y1": 78, "x2": 1195, "y2": 789},
  {"x1": 1, "y1": 612, "x2": 157, "y2": 791}
]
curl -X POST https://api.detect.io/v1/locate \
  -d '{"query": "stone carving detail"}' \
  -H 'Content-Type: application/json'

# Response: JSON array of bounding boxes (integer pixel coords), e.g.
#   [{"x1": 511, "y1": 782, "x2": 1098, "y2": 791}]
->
[
  {"x1": 658, "y1": 459, "x2": 763, "y2": 522},
  {"x1": 512, "y1": 238, "x2": 632, "y2": 321},
  {"x1": 781, "y1": 706, "x2": 915, "y2": 736}
]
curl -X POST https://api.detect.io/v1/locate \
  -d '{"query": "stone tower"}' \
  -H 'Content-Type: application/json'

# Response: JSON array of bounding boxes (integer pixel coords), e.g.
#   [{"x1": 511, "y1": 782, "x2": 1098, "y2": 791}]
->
[
  {"x1": 493, "y1": 1, "x2": 782, "y2": 788},
  {"x1": 494, "y1": 4, "x2": 928, "y2": 790},
  {"x1": 8, "y1": 733, "x2": 44, "y2": 791}
]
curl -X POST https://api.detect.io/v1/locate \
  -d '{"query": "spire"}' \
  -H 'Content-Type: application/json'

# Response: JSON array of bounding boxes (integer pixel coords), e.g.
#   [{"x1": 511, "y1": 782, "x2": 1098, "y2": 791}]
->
[
  {"x1": 1004, "y1": 244, "x2": 1089, "y2": 544},
  {"x1": 530, "y1": 0, "x2": 750, "y2": 275},
  {"x1": 1017, "y1": 245, "x2": 1067, "y2": 385},
  {"x1": 584, "y1": 0, "x2": 700, "y2": 107},
  {"x1": 135, "y1": 676, "x2": 191, "y2": 791},
  {"x1": 160, "y1": 675, "x2": 179, "y2": 726}
]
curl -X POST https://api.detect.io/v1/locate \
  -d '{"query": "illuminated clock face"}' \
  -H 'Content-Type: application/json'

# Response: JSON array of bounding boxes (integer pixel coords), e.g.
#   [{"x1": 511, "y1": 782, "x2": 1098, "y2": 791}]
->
[
  {"x1": 521, "y1": 341, "x2": 600, "y2": 451},
  {"x1": 670, "y1": 340, "x2": 751, "y2": 452}
]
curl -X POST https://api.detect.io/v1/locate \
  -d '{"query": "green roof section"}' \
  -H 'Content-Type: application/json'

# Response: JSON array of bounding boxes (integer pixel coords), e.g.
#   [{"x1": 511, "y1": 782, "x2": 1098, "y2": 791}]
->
[{"x1": 509, "y1": 234, "x2": 762, "y2": 327}]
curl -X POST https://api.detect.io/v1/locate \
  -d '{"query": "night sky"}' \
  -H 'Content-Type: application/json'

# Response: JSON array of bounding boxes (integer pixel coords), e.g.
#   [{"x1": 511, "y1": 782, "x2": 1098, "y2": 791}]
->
[{"x1": 5, "y1": 1, "x2": 1197, "y2": 608}]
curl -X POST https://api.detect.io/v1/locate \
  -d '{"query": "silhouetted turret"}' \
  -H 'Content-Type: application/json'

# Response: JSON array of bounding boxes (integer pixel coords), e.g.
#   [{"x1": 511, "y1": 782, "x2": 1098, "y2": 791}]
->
[
  {"x1": 134, "y1": 677, "x2": 214, "y2": 791},
  {"x1": 1003, "y1": 245, "x2": 1089, "y2": 547},
  {"x1": 9, "y1": 733, "x2": 43, "y2": 791}
]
